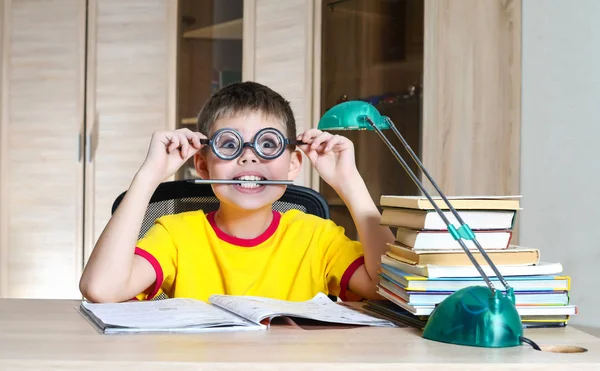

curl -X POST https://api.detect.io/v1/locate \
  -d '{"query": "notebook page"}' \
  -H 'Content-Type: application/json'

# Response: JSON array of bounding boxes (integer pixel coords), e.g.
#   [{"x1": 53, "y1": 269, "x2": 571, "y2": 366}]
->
[
  {"x1": 81, "y1": 298, "x2": 254, "y2": 329},
  {"x1": 209, "y1": 292, "x2": 394, "y2": 327}
]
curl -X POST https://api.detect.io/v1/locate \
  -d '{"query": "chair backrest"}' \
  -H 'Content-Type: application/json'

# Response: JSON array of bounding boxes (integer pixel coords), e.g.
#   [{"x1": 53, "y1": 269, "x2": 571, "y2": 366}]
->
[{"x1": 112, "y1": 180, "x2": 330, "y2": 239}]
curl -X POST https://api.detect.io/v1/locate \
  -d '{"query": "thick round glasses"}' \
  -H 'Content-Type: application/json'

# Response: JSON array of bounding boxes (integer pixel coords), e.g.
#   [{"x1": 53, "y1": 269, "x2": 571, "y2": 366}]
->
[{"x1": 200, "y1": 127, "x2": 304, "y2": 160}]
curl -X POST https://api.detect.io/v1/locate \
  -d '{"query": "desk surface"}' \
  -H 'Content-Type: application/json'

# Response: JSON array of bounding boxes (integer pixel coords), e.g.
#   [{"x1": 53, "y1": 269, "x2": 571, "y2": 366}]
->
[{"x1": 0, "y1": 298, "x2": 599, "y2": 371}]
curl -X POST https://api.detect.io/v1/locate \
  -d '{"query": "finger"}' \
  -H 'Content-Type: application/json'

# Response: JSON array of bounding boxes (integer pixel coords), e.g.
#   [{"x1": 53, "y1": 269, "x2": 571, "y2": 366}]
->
[
  {"x1": 310, "y1": 132, "x2": 333, "y2": 151},
  {"x1": 189, "y1": 132, "x2": 202, "y2": 148},
  {"x1": 324, "y1": 134, "x2": 343, "y2": 152},
  {"x1": 296, "y1": 142, "x2": 312, "y2": 156},
  {"x1": 299, "y1": 129, "x2": 322, "y2": 144},
  {"x1": 181, "y1": 130, "x2": 200, "y2": 149},
  {"x1": 167, "y1": 135, "x2": 180, "y2": 154},
  {"x1": 178, "y1": 133, "x2": 190, "y2": 158},
  {"x1": 179, "y1": 128, "x2": 202, "y2": 149}
]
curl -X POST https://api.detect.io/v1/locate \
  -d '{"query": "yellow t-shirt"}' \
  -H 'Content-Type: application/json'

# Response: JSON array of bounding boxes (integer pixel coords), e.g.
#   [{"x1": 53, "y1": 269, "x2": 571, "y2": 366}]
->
[{"x1": 134, "y1": 209, "x2": 364, "y2": 302}]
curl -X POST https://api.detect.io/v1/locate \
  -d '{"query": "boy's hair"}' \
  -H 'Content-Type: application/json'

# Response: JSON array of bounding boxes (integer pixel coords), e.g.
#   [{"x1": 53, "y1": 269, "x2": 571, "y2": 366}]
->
[{"x1": 197, "y1": 81, "x2": 297, "y2": 140}]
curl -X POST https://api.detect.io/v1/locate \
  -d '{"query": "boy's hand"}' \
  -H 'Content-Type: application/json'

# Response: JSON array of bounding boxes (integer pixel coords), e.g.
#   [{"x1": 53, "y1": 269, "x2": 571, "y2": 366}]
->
[
  {"x1": 297, "y1": 129, "x2": 358, "y2": 191},
  {"x1": 138, "y1": 128, "x2": 206, "y2": 184}
]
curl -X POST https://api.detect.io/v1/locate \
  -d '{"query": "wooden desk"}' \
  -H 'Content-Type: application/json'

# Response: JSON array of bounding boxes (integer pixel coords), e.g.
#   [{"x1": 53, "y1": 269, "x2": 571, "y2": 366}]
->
[{"x1": 0, "y1": 298, "x2": 599, "y2": 370}]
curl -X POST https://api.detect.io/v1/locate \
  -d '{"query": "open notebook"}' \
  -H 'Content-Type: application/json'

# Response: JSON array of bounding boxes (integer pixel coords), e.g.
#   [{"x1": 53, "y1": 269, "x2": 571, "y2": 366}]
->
[{"x1": 79, "y1": 292, "x2": 395, "y2": 334}]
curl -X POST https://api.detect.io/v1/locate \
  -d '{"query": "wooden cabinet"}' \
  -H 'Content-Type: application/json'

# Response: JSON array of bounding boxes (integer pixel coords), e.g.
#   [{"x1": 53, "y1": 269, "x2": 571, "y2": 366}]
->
[
  {"x1": 0, "y1": 0, "x2": 176, "y2": 299},
  {"x1": 318, "y1": 0, "x2": 424, "y2": 238},
  {"x1": 0, "y1": 0, "x2": 522, "y2": 298},
  {"x1": 0, "y1": 0, "x2": 87, "y2": 299},
  {"x1": 421, "y1": 0, "x2": 521, "y2": 197},
  {"x1": 313, "y1": 0, "x2": 522, "y2": 239},
  {"x1": 83, "y1": 0, "x2": 177, "y2": 269}
]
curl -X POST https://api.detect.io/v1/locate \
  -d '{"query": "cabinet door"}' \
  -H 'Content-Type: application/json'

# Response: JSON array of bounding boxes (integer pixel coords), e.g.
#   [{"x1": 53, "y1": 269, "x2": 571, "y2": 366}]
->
[
  {"x1": 83, "y1": 0, "x2": 177, "y2": 262},
  {"x1": 317, "y1": 0, "x2": 424, "y2": 239},
  {"x1": 422, "y1": 0, "x2": 521, "y2": 197},
  {"x1": 0, "y1": 0, "x2": 86, "y2": 298}
]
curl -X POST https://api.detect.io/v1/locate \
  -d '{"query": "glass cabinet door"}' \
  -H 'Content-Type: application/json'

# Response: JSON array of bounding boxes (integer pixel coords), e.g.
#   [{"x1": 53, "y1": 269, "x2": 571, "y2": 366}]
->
[
  {"x1": 176, "y1": 0, "x2": 244, "y2": 180},
  {"x1": 320, "y1": 0, "x2": 424, "y2": 239}
]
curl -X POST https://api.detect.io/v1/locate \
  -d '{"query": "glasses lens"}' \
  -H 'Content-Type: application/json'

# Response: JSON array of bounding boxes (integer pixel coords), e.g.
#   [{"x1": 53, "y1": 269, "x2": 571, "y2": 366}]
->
[
  {"x1": 213, "y1": 130, "x2": 241, "y2": 159},
  {"x1": 256, "y1": 129, "x2": 284, "y2": 158}
]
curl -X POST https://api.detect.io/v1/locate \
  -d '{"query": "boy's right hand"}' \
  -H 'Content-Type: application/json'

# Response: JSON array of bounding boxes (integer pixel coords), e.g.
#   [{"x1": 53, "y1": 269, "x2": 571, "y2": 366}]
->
[{"x1": 138, "y1": 128, "x2": 206, "y2": 184}]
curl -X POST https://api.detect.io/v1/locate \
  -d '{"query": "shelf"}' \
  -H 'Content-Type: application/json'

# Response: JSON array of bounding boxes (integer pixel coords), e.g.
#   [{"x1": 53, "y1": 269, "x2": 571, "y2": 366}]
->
[
  {"x1": 183, "y1": 18, "x2": 242, "y2": 40},
  {"x1": 181, "y1": 117, "x2": 196, "y2": 125},
  {"x1": 326, "y1": 0, "x2": 389, "y2": 16}
]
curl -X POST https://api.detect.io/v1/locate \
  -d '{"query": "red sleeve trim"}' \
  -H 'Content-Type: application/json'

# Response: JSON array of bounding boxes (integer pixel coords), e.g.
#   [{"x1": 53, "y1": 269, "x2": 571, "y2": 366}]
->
[
  {"x1": 338, "y1": 256, "x2": 365, "y2": 301},
  {"x1": 134, "y1": 247, "x2": 164, "y2": 300}
]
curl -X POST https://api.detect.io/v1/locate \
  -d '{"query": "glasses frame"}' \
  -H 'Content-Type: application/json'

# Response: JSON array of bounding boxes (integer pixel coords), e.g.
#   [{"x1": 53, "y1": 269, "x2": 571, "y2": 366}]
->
[{"x1": 200, "y1": 127, "x2": 305, "y2": 160}]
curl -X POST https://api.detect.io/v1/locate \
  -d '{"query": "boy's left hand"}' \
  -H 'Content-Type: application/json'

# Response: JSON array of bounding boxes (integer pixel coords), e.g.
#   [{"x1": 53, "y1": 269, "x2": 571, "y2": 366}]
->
[{"x1": 297, "y1": 129, "x2": 358, "y2": 190}]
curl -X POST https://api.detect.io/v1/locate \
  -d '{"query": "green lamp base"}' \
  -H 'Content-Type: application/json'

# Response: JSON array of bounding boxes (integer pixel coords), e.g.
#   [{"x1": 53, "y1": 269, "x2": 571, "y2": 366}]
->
[{"x1": 422, "y1": 286, "x2": 523, "y2": 348}]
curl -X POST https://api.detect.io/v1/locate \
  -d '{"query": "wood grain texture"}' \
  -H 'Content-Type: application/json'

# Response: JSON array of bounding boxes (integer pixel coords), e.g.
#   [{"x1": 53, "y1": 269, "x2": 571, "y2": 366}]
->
[
  {"x1": 242, "y1": 0, "x2": 256, "y2": 81},
  {"x1": 84, "y1": 0, "x2": 176, "y2": 263},
  {"x1": 317, "y1": 0, "x2": 424, "y2": 239},
  {"x1": 310, "y1": 0, "x2": 322, "y2": 191},
  {"x1": 177, "y1": 0, "x2": 215, "y2": 122},
  {"x1": 175, "y1": 0, "x2": 244, "y2": 180},
  {"x1": 1, "y1": 298, "x2": 599, "y2": 370},
  {"x1": 422, "y1": 0, "x2": 522, "y2": 197},
  {"x1": 0, "y1": 0, "x2": 9, "y2": 297},
  {"x1": 3, "y1": 0, "x2": 86, "y2": 298},
  {"x1": 254, "y1": 0, "x2": 314, "y2": 188}
]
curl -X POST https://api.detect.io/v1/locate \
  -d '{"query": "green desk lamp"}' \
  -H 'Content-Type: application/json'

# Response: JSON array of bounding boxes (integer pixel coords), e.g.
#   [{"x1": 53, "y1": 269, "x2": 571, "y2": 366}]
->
[{"x1": 318, "y1": 100, "x2": 524, "y2": 348}]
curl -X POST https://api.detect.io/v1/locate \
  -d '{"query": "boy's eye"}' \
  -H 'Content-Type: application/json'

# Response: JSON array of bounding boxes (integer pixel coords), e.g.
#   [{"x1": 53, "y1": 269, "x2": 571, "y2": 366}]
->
[
  {"x1": 257, "y1": 132, "x2": 281, "y2": 153},
  {"x1": 261, "y1": 140, "x2": 276, "y2": 148},
  {"x1": 219, "y1": 141, "x2": 237, "y2": 149}
]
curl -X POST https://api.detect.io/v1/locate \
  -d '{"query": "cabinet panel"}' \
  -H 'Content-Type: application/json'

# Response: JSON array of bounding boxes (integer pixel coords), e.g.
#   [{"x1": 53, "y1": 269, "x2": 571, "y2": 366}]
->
[
  {"x1": 2, "y1": 0, "x2": 86, "y2": 298},
  {"x1": 84, "y1": 0, "x2": 176, "y2": 262},
  {"x1": 422, "y1": 0, "x2": 521, "y2": 197},
  {"x1": 318, "y1": 0, "x2": 424, "y2": 239},
  {"x1": 176, "y1": 0, "x2": 244, "y2": 180},
  {"x1": 254, "y1": 0, "x2": 314, "y2": 187}
]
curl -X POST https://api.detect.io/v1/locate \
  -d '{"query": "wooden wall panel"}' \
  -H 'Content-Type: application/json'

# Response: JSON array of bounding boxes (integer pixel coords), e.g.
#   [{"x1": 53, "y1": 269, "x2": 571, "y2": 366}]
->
[
  {"x1": 2, "y1": 0, "x2": 86, "y2": 298},
  {"x1": 84, "y1": 0, "x2": 177, "y2": 263},
  {"x1": 422, "y1": 0, "x2": 522, "y2": 197},
  {"x1": 0, "y1": 0, "x2": 9, "y2": 296},
  {"x1": 253, "y1": 0, "x2": 315, "y2": 188}
]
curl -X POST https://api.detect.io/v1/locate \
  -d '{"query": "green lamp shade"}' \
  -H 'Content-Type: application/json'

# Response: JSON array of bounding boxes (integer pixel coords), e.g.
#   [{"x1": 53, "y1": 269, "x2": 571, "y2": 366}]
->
[
  {"x1": 422, "y1": 286, "x2": 523, "y2": 348},
  {"x1": 318, "y1": 101, "x2": 390, "y2": 131}
]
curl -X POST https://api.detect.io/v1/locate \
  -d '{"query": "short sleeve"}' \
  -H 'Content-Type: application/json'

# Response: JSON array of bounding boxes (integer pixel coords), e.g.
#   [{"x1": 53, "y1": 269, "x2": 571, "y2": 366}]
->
[
  {"x1": 133, "y1": 217, "x2": 178, "y2": 300},
  {"x1": 321, "y1": 222, "x2": 365, "y2": 301}
]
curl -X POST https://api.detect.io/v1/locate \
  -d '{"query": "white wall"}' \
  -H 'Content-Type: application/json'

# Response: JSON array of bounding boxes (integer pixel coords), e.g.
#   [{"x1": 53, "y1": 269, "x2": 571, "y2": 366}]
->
[{"x1": 521, "y1": 0, "x2": 600, "y2": 331}]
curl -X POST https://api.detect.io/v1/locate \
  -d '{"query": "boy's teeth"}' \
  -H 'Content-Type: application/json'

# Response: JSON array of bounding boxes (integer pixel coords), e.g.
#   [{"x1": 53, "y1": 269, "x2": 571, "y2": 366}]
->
[
  {"x1": 240, "y1": 182, "x2": 260, "y2": 189},
  {"x1": 238, "y1": 175, "x2": 262, "y2": 181},
  {"x1": 236, "y1": 175, "x2": 263, "y2": 189}
]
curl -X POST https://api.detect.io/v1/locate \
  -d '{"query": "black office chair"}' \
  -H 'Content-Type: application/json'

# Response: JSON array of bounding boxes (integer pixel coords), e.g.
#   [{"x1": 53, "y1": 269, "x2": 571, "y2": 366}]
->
[{"x1": 111, "y1": 180, "x2": 330, "y2": 240}]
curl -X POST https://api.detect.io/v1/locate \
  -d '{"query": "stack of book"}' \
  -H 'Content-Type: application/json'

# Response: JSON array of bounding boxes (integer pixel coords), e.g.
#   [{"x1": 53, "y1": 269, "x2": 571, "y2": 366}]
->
[{"x1": 371, "y1": 195, "x2": 577, "y2": 329}]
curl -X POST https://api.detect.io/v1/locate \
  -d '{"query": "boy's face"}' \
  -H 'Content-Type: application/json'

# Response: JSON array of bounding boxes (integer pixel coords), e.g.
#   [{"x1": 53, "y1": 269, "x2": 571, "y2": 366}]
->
[{"x1": 193, "y1": 111, "x2": 302, "y2": 211}]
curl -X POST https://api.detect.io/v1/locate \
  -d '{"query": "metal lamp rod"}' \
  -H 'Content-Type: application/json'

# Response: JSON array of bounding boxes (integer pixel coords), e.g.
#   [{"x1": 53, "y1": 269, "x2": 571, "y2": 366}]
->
[
  {"x1": 365, "y1": 117, "x2": 497, "y2": 293},
  {"x1": 384, "y1": 118, "x2": 512, "y2": 291},
  {"x1": 189, "y1": 179, "x2": 294, "y2": 185}
]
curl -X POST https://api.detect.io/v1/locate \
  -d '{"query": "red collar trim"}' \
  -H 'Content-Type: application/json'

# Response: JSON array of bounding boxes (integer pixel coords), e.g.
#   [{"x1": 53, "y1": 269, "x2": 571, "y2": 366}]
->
[{"x1": 207, "y1": 210, "x2": 281, "y2": 247}]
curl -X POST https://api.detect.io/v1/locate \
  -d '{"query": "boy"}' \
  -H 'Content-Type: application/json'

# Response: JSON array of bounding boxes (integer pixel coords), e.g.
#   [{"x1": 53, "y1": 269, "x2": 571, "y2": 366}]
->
[{"x1": 79, "y1": 81, "x2": 395, "y2": 303}]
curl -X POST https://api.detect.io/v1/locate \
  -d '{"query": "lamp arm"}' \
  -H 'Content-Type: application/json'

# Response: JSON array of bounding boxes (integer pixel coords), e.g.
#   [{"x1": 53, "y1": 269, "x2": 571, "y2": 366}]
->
[
  {"x1": 384, "y1": 117, "x2": 513, "y2": 293},
  {"x1": 365, "y1": 118, "x2": 497, "y2": 293}
]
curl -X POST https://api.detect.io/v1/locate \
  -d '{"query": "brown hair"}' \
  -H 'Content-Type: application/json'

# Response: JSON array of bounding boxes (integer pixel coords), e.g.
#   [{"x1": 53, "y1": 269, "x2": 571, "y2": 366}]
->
[{"x1": 197, "y1": 81, "x2": 296, "y2": 139}]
